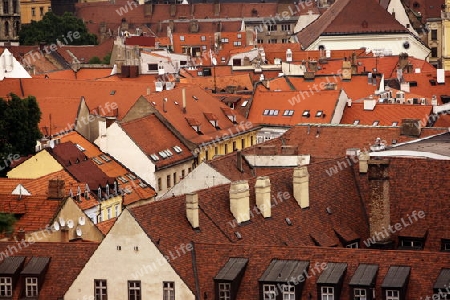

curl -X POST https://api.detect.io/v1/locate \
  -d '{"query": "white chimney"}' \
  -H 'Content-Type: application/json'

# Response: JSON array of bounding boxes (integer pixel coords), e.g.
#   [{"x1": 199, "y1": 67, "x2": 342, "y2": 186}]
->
[
  {"x1": 255, "y1": 176, "x2": 271, "y2": 218},
  {"x1": 186, "y1": 193, "x2": 199, "y2": 229},
  {"x1": 347, "y1": 98, "x2": 352, "y2": 107},
  {"x1": 363, "y1": 97, "x2": 376, "y2": 110},
  {"x1": 229, "y1": 180, "x2": 250, "y2": 224},
  {"x1": 359, "y1": 151, "x2": 370, "y2": 173},
  {"x1": 293, "y1": 166, "x2": 309, "y2": 209}
]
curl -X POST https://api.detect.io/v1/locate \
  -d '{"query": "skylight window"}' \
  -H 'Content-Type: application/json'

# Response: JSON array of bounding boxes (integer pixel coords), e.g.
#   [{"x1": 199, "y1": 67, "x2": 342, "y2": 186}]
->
[
  {"x1": 302, "y1": 110, "x2": 310, "y2": 117},
  {"x1": 353, "y1": 120, "x2": 360, "y2": 125},
  {"x1": 165, "y1": 149, "x2": 173, "y2": 157},
  {"x1": 263, "y1": 109, "x2": 270, "y2": 115},
  {"x1": 110, "y1": 90, "x2": 116, "y2": 95},
  {"x1": 192, "y1": 95, "x2": 199, "y2": 100},
  {"x1": 126, "y1": 173, "x2": 137, "y2": 180},
  {"x1": 201, "y1": 35, "x2": 206, "y2": 41},
  {"x1": 75, "y1": 144, "x2": 85, "y2": 152},
  {"x1": 392, "y1": 121, "x2": 398, "y2": 126},
  {"x1": 315, "y1": 110, "x2": 323, "y2": 117},
  {"x1": 372, "y1": 120, "x2": 379, "y2": 126},
  {"x1": 159, "y1": 151, "x2": 168, "y2": 159},
  {"x1": 283, "y1": 110, "x2": 294, "y2": 116},
  {"x1": 180, "y1": 36, "x2": 185, "y2": 41},
  {"x1": 150, "y1": 154, "x2": 159, "y2": 161},
  {"x1": 241, "y1": 100, "x2": 249, "y2": 107},
  {"x1": 100, "y1": 154, "x2": 111, "y2": 162},
  {"x1": 117, "y1": 176, "x2": 128, "y2": 183},
  {"x1": 92, "y1": 157, "x2": 103, "y2": 165},
  {"x1": 173, "y1": 146, "x2": 183, "y2": 153}
]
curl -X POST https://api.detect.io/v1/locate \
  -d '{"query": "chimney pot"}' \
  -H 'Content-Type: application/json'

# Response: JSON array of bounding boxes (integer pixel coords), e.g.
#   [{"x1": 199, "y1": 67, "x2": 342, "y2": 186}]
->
[
  {"x1": 186, "y1": 193, "x2": 199, "y2": 229},
  {"x1": 293, "y1": 166, "x2": 309, "y2": 208},
  {"x1": 255, "y1": 176, "x2": 271, "y2": 218},
  {"x1": 229, "y1": 180, "x2": 250, "y2": 224}
]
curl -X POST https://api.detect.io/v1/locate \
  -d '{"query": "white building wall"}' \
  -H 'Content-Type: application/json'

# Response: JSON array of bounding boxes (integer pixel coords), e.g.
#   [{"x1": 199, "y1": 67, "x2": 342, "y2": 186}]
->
[
  {"x1": 293, "y1": 12, "x2": 320, "y2": 33},
  {"x1": 228, "y1": 48, "x2": 260, "y2": 65},
  {"x1": 140, "y1": 51, "x2": 190, "y2": 75},
  {"x1": 387, "y1": 0, "x2": 419, "y2": 36},
  {"x1": 158, "y1": 162, "x2": 230, "y2": 200},
  {"x1": 331, "y1": 89, "x2": 350, "y2": 124},
  {"x1": 95, "y1": 123, "x2": 157, "y2": 188},
  {"x1": 64, "y1": 210, "x2": 195, "y2": 300},
  {"x1": 308, "y1": 33, "x2": 430, "y2": 60}
]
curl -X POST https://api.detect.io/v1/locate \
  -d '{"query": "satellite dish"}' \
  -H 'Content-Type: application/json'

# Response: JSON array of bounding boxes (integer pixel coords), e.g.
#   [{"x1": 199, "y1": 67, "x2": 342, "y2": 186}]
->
[
  {"x1": 67, "y1": 219, "x2": 74, "y2": 229},
  {"x1": 53, "y1": 221, "x2": 60, "y2": 231},
  {"x1": 78, "y1": 216, "x2": 86, "y2": 226},
  {"x1": 59, "y1": 217, "x2": 66, "y2": 227},
  {"x1": 76, "y1": 227, "x2": 82, "y2": 237}
]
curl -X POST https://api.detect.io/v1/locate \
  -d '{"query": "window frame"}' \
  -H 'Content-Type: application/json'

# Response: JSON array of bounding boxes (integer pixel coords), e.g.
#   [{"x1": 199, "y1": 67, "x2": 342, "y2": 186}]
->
[
  {"x1": 163, "y1": 281, "x2": 175, "y2": 300},
  {"x1": 321, "y1": 286, "x2": 334, "y2": 300},
  {"x1": 263, "y1": 284, "x2": 277, "y2": 300},
  {"x1": 386, "y1": 289, "x2": 400, "y2": 300},
  {"x1": 0, "y1": 276, "x2": 12, "y2": 297},
  {"x1": 354, "y1": 287, "x2": 367, "y2": 300},
  {"x1": 25, "y1": 277, "x2": 38, "y2": 297},
  {"x1": 128, "y1": 280, "x2": 141, "y2": 300},
  {"x1": 94, "y1": 279, "x2": 107, "y2": 300},
  {"x1": 431, "y1": 29, "x2": 437, "y2": 41},
  {"x1": 282, "y1": 284, "x2": 295, "y2": 300},
  {"x1": 218, "y1": 282, "x2": 231, "y2": 300}
]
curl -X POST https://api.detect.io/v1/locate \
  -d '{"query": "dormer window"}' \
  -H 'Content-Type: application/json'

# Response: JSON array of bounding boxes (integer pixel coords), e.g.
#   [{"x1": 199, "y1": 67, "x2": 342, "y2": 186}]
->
[
  {"x1": 302, "y1": 110, "x2": 310, "y2": 118},
  {"x1": 441, "y1": 239, "x2": 450, "y2": 251},
  {"x1": 25, "y1": 277, "x2": 38, "y2": 297},
  {"x1": 0, "y1": 277, "x2": 12, "y2": 297},
  {"x1": 381, "y1": 266, "x2": 410, "y2": 300},
  {"x1": 20, "y1": 257, "x2": 49, "y2": 299},
  {"x1": 204, "y1": 113, "x2": 220, "y2": 129}
]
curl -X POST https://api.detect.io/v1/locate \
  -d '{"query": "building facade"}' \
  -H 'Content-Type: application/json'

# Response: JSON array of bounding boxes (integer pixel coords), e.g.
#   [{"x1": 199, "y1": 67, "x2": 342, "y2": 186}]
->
[
  {"x1": 19, "y1": 0, "x2": 50, "y2": 24},
  {"x1": 0, "y1": 0, "x2": 20, "y2": 41}
]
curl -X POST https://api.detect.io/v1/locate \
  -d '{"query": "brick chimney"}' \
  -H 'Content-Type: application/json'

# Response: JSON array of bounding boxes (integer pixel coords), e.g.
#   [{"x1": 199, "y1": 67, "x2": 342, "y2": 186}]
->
[
  {"x1": 186, "y1": 193, "x2": 199, "y2": 229},
  {"x1": 48, "y1": 179, "x2": 65, "y2": 199},
  {"x1": 293, "y1": 166, "x2": 309, "y2": 208},
  {"x1": 229, "y1": 180, "x2": 250, "y2": 224},
  {"x1": 367, "y1": 159, "x2": 391, "y2": 247},
  {"x1": 60, "y1": 226, "x2": 69, "y2": 242},
  {"x1": 255, "y1": 176, "x2": 271, "y2": 218}
]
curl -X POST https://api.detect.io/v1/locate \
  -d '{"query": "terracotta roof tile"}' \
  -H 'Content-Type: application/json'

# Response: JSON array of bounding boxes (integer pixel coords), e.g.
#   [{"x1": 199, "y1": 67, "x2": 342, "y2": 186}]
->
[
  {"x1": 96, "y1": 217, "x2": 117, "y2": 235},
  {"x1": 56, "y1": 39, "x2": 114, "y2": 65}
]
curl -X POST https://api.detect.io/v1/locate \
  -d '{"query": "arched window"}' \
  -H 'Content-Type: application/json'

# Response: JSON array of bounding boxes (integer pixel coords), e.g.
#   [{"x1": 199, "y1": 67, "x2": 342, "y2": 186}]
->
[
  {"x1": 14, "y1": 21, "x2": 19, "y2": 37},
  {"x1": 3, "y1": 0, "x2": 8, "y2": 14},
  {"x1": 4, "y1": 21, "x2": 9, "y2": 37}
]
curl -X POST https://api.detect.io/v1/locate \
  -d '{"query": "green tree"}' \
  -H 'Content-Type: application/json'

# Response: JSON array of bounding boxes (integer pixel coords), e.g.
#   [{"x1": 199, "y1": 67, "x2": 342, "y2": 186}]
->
[
  {"x1": 0, "y1": 213, "x2": 16, "y2": 235},
  {"x1": 19, "y1": 12, "x2": 98, "y2": 45},
  {"x1": 0, "y1": 94, "x2": 42, "y2": 176},
  {"x1": 88, "y1": 56, "x2": 102, "y2": 64},
  {"x1": 102, "y1": 52, "x2": 112, "y2": 65}
]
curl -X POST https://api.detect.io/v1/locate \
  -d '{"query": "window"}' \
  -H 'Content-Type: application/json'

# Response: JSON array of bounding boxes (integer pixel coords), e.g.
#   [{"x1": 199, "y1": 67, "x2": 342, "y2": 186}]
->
[
  {"x1": 40, "y1": 6, "x2": 44, "y2": 16},
  {"x1": 221, "y1": 38, "x2": 229, "y2": 43},
  {"x1": 173, "y1": 172, "x2": 177, "y2": 185},
  {"x1": 148, "y1": 64, "x2": 158, "y2": 71},
  {"x1": 163, "y1": 282, "x2": 175, "y2": 300},
  {"x1": 431, "y1": 47, "x2": 438, "y2": 58},
  {"x1": 201, "y1": 35, "x2": 206, "y2": 41},
  {"x1": 353, "y1": 120, "x2": 360, "y2": 125},
  {"x1": 3, "y1": 0, "x2": 8, "y2": 13},
  {"x1": 237, "y1": 33, "x2": 242, "y2": 39},
  {"x1": 241, "y1": 139, "x2": 245, "y2": 149},
  {"x1": 25, "y1": 277, "x2": 38, "y2": 297},
  {"x1": 115, "y1": 205, "x2": 119, "y2": 217},
  {"x1": 188, "y1": 167, "x2": 192, "y2": 173},
  {"x1": 0, "y1": 277, "x2": 12, "y2": 297},
  {"x1": 31, "y1": 7, "x2": 35, "y2": 16},
  {"x1": 251, "y1": 136, "x2": 254, "y2": 145},
  {"x1": 392, "y1": 121, "x2": 398, "y2": 126},
  {"x1": 218, "y1": 282, "x2": 231, "y2": 300},
  {"x1": 233, "y1": 58, "x2": 241, "y2": 66},
  {"x1": 282, "y1": 39, "x2": 289, "y2": 43},
  {"x1": 180, "y1": 36, "x2": 185, "y2": 41},
  {"x1": 232, "y1": 141, "x2": 237, "y2": 151},
  {"x1": 166, "y1": 175, "x2": 171, "y2": 188},
  {"x1": 354, "y1": 288, "x2": 367, "y2": 300},
  {"x1": 205, "y1": 150, "x2": 209, "y2": 160},
  {"x1": 321, "y1": 286, "x2": 334, "y2": 300},
  {"x1": 281, "y1": 24, "x2": 291, "y2": 31},
  {"x1": 442, "y1": 239, "x2": 450, "y2": 251},
  {"x1": 263, "y1": 284, "x2": 276, "y2": 300},
  {"x1": 214, "y1": 147, "x2": 218, "y2": 155},
  {"x1": 107, "y1": 208, "x2": 111, "y2": 219},
  {"x1": 224, "y1": 144, "x2": 228, "y2": 154},
  {"x1": 128, "y1": 281, "x2": 141, "y2": 300},
  {"x1": 98, "y1": 213, "x2": 102, "y2": 223},
  {"x1": 386, "y1": 290, "x2": 399, "y2": 300},
  {"x1": 431, "y1": 29, "x2": 437, "y2": 41},
  {"x1": 233, "y1": 41, "x2": 242, "y2": 46},
  {"x1": 346, "y1": 241, "x2": 359, "y2": 248},
  {"x1": 158, "y1": 178, "x2": 162, "y2": 191},
  {"x1": 283, "y1": 110, "x2": 294, "y2": 116},
  {"x1": 400, "y1": 239, "x2": 423, "y2": 249},
  {"x1": 267, "y1": 24, "x2": 276, "y2": 31},
  {"x1": 257, "y1": 39, "x2": 264, "y2": 44},
  {"x1": 269, "y1": 39, "x2": 277, "y2": 44},
  {"x1": 315, "y1": 110, "x2": 323, "y2": 117},
  {"x1": 282, "y1": 285, "x2": 295, "y2": 300},
  {"x1": 95, "y1": 279, "x2": 107, "y2": 300},
  {"x1": 372, "y1": 121, "x2": 379, "y2": 126},
  {"x1": 302, "y1": 110, "x2": 310, "y2": 117},
  {"x1": 4, "y1": 21, "x2": 8, "y2": 37},
  {"x1": 12, "y1": 0, "x2": 17, "y2": 13}
]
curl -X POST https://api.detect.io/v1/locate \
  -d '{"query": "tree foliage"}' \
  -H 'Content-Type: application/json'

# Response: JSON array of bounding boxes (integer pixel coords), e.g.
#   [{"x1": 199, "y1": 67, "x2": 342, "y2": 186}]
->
[
  {"x1": 19, "y1": 12, "x2": 98, "y2": 45},
  {"x1": 0, "y1": 94, "x2": 42, "y2": 175},
  {"x1": 88, "y1": 56, "x2": 102, "y2": 64},
  {"x1": 0, "y1": 213, "x2": 16, "y2": 235}
]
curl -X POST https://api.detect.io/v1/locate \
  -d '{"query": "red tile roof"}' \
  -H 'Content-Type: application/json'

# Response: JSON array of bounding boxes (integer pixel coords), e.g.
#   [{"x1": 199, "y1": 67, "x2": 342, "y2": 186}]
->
[
  {"x1": 96, "y1": 217, "x2": 117, "y2": 235},
  {"x1": 0, "y1": 241, "x2": 98, "y2": 300},
  {"x1": 56, "y1": 39, "x2": 114, "y2": 65},
  {"x1": 340, "y1": 102, "x2": 433, "y2": 126},
  {"x1": 179, "y1": 73, "x2": 253, "y2": 92},
  {"x1": 120, "y1": 115, "x2": 194, "y2": 170}
]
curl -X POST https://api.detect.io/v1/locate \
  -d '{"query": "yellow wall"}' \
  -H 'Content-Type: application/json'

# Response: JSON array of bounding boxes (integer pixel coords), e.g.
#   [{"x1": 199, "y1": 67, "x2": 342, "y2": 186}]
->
[
  {"x1": 442, "y1": 0, "x2": 450, "y2": 70},
  {"x1": 7, "y1": 150, "x2": 62, "y2": 179},
  {"x1": 197, "y1": 130, "x2": 257, "y2": 162},
  {"x1": 97, "y1": 195, "x2": 123, "y2": 223},
  {"x1": 20, "y1": 0, "x2": 51, "y2": 24}
]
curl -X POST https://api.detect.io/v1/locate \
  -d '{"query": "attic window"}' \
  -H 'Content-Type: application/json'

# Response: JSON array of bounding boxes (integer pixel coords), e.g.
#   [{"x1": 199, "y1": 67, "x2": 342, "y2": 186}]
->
[
  {"x1": 126, "y1": 173, "x2": 137, "y2": 180},
  {"x1": 372, "y1": 120, "x2": 379, "y2": 126},
  {"x1": 237, "y1": 33, "x2": 242, "y2": 39},
  {"x1": 201, "y1": 35, "x2": 206, "y2": 41},
  {"x1": 353, "y1": 120, "x2": 360, "y2": 125},
  {"x1": 283, "y1": 110, "x2": 294, "y2": 116},
  {"x1": 192, "y1": 95, "x2": 198, "y2": 100},
  {"x1": 110, "y1": 90, "x2": 116, "y2": 95},
  {"x1": 100, "y1": 154, "x2": 111, "y2": 162},
  {"x1": 173, "y1": 146, "x2": 183, "y2": 153},
  {"x1": 150, "y1": 153, "x2": 159, "y2": 161},
  {"x1": 315, "y1": 110, "x2": 323, "y2": 117},
  {"x1": 117, "y1": 176, "x2": 128, "y2": 183},
  {"x1": 92, "y1": 157, "x2": 103, "y2": 165},
  {"x1": 241, "y1": 100, "x2": 249, "y2": 107},
  {"x1": 302, "y1": 110, "x2": 310, "y2": 118},
  {"x1": 75, "y1": 144, "x2": 85, "y2": 152},
  {"x1": 180, "y1": 36, "x2": 185, "y2": 41},
  {"x1": 392, "y1": 121, "x2": 398, "y2": 126}
]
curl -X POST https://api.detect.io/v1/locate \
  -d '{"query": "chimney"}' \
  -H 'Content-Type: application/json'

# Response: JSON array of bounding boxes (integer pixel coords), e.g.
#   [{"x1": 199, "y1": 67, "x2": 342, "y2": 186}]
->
[
  {"x1": 367, "y1": 159, "x2": 391, "y2": 247},
  {"x1": 255, "y1": 176, "x2": 271, "y2": 218},
  {"x1": 229, "y1": 180, "x2": 250, "y2": 224},
  {"x1": 293, "y1": 166, "x2": 309, "y2": 208},
  {"x1": 61, "y1": 226, "x2": 69, "y2": 242},
  {"x1": 182, "y1": 88, "x2": 187, "y2": 113},
  {"x1": 17, "y1": 228, "x2": 25, "y2": 241},
  {"x1": 48, "y1": 179, "x2": 65, "y2": 199},
  {"x1": 186, "y1": 193, "x2": 199, "y2": 229},
  {"x1": 236, "y1": 150, "x2": 243, "y2": 172},
  {"x1": 342, "y1": 60, "x2": 352, "y2": 80},
  {"x1": 359, "y1": 151, "x2": 370, "y2": 173}
]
